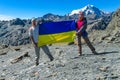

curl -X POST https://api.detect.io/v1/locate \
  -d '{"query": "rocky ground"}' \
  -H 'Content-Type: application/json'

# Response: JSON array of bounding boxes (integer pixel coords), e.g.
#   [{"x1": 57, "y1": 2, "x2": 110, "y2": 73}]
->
[
  {"x1": 0, "y1": 7, "x2": 119, "y2": 80},
  {"x1": 0, "y1": 42, "x2": 120, "y2": 80}
]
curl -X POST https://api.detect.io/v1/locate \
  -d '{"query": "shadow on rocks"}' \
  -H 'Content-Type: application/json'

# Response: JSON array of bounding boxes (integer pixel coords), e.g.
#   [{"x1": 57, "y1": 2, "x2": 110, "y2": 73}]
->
[
  {"x1": 98, "y1": 51, "x2": 119, "y2": 55},
  {"x1": 71, "y1": 51, "x2": 119, "y2": 59}
]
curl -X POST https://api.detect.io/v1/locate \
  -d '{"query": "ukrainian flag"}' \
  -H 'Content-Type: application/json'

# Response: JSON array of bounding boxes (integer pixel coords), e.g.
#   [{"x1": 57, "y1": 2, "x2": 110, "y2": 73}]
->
[{"x1": 38, "y1": 20, "x2": 76, "y2": 47}]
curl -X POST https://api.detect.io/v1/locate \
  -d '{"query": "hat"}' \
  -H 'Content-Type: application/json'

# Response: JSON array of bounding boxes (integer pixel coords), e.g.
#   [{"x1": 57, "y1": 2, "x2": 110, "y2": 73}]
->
[
  {"x1": 79, "y1": 11, "x2": 84, "y2": 15},
  {"x1": 31, "y1": 18, "x2": 36, "y2": 22}
]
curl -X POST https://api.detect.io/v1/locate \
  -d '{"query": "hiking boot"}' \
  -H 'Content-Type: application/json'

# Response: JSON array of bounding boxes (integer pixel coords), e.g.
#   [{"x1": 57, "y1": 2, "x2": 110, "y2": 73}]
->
[
  {"x1": 78, "y1": 54, "x2": 82, "y2": 56},
  {"x1": 50, "y1": 58, "x2": 54, "y2": 61},
  {"x1": 35, "y1": 61, "x2": 39, "y2": 66},
  {"x1": 92, "y1": 50, "x2": 98, "y2": 55},
  {"x1": 78, "y1": 52, "x2": 82, "y2": 56}
]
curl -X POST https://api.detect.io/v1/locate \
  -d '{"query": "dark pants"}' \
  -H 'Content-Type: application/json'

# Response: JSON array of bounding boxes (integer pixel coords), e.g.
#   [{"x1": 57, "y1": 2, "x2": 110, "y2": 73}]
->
[{"x1": 77, "y1": 31, "x2": 95, "y2": 55}]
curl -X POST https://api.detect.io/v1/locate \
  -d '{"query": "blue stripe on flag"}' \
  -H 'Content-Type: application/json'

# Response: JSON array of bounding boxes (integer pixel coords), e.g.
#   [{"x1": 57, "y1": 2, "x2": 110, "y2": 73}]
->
[{"x1": 39, "y1": 20, "x2": 76, "y2": 35}]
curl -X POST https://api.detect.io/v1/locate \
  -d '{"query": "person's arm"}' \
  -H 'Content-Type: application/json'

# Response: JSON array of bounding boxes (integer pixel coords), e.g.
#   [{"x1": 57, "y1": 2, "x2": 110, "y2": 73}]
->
[
  {"x1": 29, "y1": 36, "x2": 37, "y2": 47},
  {"x1": 29, "y1": 28, "x2": 37, "y2": 47}
]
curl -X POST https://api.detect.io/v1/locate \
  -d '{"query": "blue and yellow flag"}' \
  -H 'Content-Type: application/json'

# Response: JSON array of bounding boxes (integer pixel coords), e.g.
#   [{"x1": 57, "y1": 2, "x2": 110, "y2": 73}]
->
[{"x1": 38, "y1": 20, "x2": 76, "y2": 47}]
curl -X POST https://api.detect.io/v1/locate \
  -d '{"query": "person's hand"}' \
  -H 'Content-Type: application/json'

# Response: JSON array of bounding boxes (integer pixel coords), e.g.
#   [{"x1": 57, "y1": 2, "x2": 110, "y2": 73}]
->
[
  {"x1": 76, "y1": 32, "x2": 78, "y2": 35},
  {"x1": 34, "y1": 43, "x2": 38, "y2": 47},
  {"x1": 76, "y1": 32, "x2": 82, "y2": 36}
]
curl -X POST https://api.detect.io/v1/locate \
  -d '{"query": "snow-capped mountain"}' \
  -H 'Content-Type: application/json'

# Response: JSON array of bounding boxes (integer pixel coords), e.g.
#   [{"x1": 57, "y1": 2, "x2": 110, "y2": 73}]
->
[{"x1": 69, "y1": 4, "x2": 108, "y2": 16}]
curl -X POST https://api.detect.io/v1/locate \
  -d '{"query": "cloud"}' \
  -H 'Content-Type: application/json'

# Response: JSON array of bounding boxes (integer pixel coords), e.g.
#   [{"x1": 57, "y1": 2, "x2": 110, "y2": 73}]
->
[{"x1": 0, "y1": 15, "x2": 14, "y2": 21}]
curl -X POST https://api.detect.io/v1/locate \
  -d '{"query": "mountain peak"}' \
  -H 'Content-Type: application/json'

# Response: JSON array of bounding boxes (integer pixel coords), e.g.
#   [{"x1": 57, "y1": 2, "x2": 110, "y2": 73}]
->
[
  {"x1": 87, "y1": 4, "x2": 94, "y2": 7},
  {"x1": 69, "y1": 4, "x2": 106, "y2": 16},
  {"x1": 84, "y1": 4, "x2": 94, "y2": 9}
]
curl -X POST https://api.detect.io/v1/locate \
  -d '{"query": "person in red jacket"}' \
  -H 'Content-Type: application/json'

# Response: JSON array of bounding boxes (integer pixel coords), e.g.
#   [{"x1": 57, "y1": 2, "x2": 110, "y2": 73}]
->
[{"x1": 76, "y1": 11, "x2": 98, "y2": 56}]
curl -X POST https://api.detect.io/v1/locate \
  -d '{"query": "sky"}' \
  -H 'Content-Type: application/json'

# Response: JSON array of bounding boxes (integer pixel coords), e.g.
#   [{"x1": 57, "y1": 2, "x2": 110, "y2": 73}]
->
[{"x1": 0, "y1": 0, "x2": 120, "y2": 20}]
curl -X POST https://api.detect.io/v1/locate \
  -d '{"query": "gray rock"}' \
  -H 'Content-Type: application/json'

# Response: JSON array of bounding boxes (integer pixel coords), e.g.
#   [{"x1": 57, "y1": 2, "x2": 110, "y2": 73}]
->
[{"x1": 0, "y1": 78, "x2": 5, "y2": 80}]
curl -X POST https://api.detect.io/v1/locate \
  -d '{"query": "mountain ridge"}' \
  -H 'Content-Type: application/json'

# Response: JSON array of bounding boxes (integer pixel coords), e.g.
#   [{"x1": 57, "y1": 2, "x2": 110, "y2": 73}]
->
[{"x1": 69, "y1": 4, "x2": 110, "y2": 16}]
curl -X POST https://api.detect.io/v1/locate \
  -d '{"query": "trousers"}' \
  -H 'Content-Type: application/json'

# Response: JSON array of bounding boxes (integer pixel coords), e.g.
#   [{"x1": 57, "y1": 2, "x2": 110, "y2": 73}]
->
[{"x1": 34, "y1": 45, "x2": 54, "y2": 61}]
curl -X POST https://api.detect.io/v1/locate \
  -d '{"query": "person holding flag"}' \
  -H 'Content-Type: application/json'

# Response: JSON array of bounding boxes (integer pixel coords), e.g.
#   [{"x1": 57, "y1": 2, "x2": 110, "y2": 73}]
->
[
  {"x1": 76, "y1": 12, "x2": 98, "y2": 56},
  {"x1": 29, "y1": 18, "x2": 54, "y2": 66}
]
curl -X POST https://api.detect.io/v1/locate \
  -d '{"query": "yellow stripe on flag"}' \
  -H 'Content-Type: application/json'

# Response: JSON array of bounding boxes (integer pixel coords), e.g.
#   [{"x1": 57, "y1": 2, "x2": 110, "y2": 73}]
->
[{"x1": 38, "y1": 31, "x2": 75, "y2": 47}]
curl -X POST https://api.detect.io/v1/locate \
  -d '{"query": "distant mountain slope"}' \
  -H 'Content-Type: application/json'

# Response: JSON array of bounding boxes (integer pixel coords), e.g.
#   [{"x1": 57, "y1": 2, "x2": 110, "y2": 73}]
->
[{"x1": 88, "y1": 8, "x2": 120, "y2": 44}]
